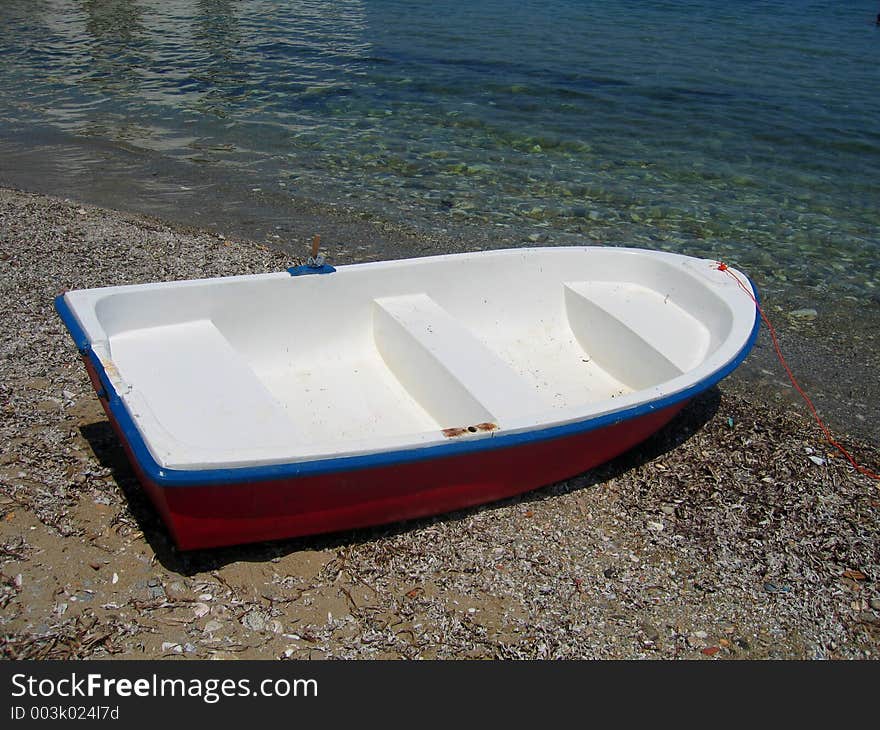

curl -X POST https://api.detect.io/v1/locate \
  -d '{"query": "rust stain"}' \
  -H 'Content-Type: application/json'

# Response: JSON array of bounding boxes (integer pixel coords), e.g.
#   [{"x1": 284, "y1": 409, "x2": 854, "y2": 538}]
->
[
  {"x1": 442, "y1": 427, "x2": 469, "y2": 438},
  {"x1": 442, "y1": 422, "x2": 499, "y2": 438},
  {"x1": 96, "y1": 355, "x2": 119, "y2": 381}
]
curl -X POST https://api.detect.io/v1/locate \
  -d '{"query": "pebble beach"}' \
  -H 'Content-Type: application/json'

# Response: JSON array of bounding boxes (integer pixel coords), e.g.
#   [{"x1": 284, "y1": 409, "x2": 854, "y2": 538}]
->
[{"x1": 1, "y1": 185, "x2": 878, "y2": 660}]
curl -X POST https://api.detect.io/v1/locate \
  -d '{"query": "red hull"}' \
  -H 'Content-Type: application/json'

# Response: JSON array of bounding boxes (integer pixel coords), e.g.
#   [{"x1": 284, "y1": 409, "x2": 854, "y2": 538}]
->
[{"x1": 83, "y1": 355, "x2": 684, "y2": 550}]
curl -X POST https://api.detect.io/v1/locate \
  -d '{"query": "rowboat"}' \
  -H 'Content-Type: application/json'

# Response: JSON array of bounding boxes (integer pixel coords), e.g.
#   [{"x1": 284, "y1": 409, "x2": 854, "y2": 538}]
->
[{"x1": 56, "y1": 246, "x2": 759, "y2": 550}]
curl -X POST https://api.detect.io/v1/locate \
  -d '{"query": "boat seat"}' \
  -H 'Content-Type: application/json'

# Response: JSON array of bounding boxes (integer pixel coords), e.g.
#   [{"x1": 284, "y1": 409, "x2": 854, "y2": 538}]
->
[
  {"x1": 106, "y1": 319, "x2": 302, "y2": 467},
  {"x1": 564, "y1": 281, "x2": 708, "y2": 390},
  {"x1": 373, "y1": 293, "x2": 546, "y2": 429}
]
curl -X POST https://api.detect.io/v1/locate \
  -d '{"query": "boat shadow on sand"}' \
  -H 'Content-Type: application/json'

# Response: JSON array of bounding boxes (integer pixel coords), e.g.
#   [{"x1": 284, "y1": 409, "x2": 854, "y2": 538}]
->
[{"x1": 79, "y1": 388, "x2": 721, "y2": 575}]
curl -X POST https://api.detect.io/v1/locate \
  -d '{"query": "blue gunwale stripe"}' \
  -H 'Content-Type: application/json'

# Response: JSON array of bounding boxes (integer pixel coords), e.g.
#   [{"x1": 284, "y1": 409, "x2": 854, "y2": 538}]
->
[{"x1": 54, "y1": 283, "x2": 761, "y2": 489}]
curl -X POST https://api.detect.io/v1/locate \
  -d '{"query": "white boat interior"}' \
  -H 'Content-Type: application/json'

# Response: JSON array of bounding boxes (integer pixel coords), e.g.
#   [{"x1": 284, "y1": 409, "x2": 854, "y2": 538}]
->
[{"x1": 62, "y1": 247, "x2": 757, "y2": 470}]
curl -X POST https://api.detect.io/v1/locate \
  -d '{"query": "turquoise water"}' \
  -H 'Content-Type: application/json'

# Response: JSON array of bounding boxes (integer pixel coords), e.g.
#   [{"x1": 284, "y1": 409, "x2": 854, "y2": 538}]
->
[{"x1": 1, "y1": 0, "x2": 879, "y2": 299}]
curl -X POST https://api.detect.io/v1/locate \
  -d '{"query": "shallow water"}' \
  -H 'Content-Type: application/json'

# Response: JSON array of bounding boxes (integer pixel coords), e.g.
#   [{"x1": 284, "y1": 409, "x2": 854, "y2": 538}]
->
[{"x1": 1, "y1": 0, "x2": 879, "y2": 303}]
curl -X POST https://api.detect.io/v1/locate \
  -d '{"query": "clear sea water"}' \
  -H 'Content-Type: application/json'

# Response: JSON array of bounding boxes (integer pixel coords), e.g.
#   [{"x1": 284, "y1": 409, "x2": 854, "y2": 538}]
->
[{"x1": 1, "y1": 0, "x2": 879, "y2": 303}]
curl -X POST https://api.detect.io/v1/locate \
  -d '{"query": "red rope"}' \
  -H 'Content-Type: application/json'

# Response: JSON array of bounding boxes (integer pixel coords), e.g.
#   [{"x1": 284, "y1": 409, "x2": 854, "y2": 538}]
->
[{"x1": 716, "y1": 262, "x2": 879, "y2": 482}]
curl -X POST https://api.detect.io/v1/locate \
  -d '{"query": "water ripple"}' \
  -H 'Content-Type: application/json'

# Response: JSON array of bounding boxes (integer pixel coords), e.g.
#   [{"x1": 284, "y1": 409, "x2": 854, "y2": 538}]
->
[{"x1": 0, "y1": 0, "x2": 878, "y2": 297}]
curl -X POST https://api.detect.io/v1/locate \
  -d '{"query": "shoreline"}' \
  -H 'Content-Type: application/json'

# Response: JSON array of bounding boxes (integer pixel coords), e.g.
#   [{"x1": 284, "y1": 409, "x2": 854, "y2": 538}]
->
[
  {"x1": 3, "y1": 138, "x2": 877, "y2": 443},
  {"x1": 1, "y1": 186, "x2": 878, "y2": 659}
]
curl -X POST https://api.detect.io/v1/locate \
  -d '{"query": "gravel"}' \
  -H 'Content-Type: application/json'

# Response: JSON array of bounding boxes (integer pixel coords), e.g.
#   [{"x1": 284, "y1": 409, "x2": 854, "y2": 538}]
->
[{"x1": 0, "y1": 186, "x2": 878, "y2": 660}]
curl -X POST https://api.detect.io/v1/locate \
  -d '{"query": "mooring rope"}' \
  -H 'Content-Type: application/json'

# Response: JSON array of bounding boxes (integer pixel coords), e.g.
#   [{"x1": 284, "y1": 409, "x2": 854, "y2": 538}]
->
[{"x1": 716, "y1": 261, "x2": 879, "y2": 482}]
